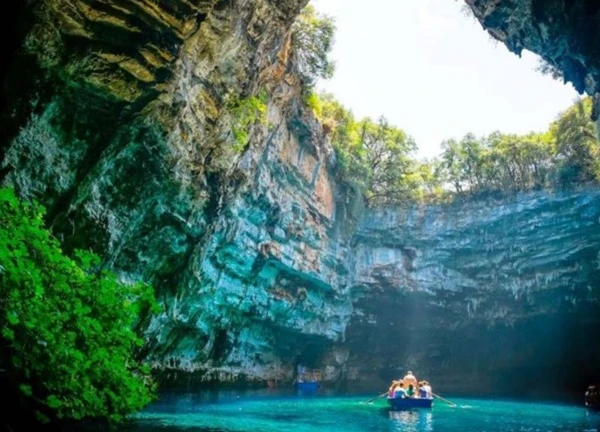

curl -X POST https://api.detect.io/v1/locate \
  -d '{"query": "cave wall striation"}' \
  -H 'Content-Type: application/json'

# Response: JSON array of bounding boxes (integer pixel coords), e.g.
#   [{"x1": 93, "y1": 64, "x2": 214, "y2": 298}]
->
[{"x1": 1, "y1": 0, "x2": 599, "y2": 393}]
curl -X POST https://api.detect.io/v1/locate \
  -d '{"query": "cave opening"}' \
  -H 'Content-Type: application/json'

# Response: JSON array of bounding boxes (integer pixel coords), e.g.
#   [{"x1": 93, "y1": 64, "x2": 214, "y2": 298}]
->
[{"x1": 1, "y1": 0, "x2": 600, "y2": 429}]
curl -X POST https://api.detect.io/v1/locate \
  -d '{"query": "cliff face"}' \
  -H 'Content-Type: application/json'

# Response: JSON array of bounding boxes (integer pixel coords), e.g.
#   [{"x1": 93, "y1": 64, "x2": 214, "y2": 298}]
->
[
  {"x1": 1, "y1": 0, "x2": 356, "y2": 384},
  {"x1": 344, "y1": 188, "x2": 600, "y2": 395},
  {"x1": 1, "y1": 0, "x2": 600, "y2": 393}
]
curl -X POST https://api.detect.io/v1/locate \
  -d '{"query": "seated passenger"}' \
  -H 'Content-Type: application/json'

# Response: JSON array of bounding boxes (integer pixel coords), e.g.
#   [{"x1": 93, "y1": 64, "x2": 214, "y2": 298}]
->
[
  {"x1": 394, "y1": 381, "x2": 407, "y2": 398},
  {"x1": 418, "y1": 382, "x2": 427, "y2": 398},
  {"x1": 423, "y1": 381, "x2": 432, "y2": 398},
  {"x1": 406, "y1": 384, "x2": 415, "y2": 398},
  {"x1": 388, "y1": 380, "x2": 398, "y2": 397},
  {"x1": 403, "y1": 371, "x2": 418, "y2": 389}
]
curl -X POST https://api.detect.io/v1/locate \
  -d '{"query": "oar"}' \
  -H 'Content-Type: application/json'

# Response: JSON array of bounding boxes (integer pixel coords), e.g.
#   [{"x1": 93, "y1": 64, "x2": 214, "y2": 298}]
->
[
  {"x1": 362, "y1": 391, "x2": 389, "y2": 404},
  {"x1": 432, "y1": 392, "x2": 457, "y2": 407}
]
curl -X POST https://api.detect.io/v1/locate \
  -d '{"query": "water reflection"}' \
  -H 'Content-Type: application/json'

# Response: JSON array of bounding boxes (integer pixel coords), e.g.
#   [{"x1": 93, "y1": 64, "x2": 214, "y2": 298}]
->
[{"x1": 389, "y1": 409, "x2": 434, "y2": 432}]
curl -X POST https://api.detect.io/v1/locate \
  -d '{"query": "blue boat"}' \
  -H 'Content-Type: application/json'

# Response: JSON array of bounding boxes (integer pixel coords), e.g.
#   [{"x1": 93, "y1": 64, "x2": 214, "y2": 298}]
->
[
  {"x1": 296, "y1": 381, "x2": 319, "y2": 393},
  {"x1": 388, "y1": 396, "x2": 433, "y2": 410},
  {"x1": 294, "y1": 367, "x2": 321, "y2": 394}
]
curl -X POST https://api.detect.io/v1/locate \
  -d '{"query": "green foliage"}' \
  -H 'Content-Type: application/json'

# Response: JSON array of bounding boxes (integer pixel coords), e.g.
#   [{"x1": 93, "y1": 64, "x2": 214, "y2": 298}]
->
[
  {"x1": 304, "y1": 91, "x2": 324, "y2": 119},
  {"x1": 307, "y1": 91, "x2": 600, "y2": 205},
  {"x1": 228, "y1": 92, "x2": 268, "y2": 152},
  {"x1": 553, "y1": 98, "x2": 600, "y2": 183},
  {"x1": 358, "y1": 117, "x2": 418, "y2": 206},
  {"x1": 291, "y1": 5, "x2": 336, "y2": 88},
  {"x1": 0, "y1": 188, "x2": 157, "y2": 423},
  {"x1": 307, "y1": 92, "x2": 422, "y2": 206},
  {"x1": 439, "y1": 131, "x2": 555, "y2": 194},
  {"x1": 296, "y1": 7, "x2": 599, "y2": 203},
  {"x1": 437, "y1": 98, "x2": 600, "y2": 194}
]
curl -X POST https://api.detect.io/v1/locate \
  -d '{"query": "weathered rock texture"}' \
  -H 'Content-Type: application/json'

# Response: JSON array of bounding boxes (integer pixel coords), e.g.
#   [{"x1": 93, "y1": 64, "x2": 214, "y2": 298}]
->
[
  {"x1": 343, "y1": 188, "x2": 600, "y2": 396},
  {"x1": 1, "y1": 0, "x2": 355, "y2": 385},
  {"x1": 1, "y1": 0, "x2": 599, "y2": 396},
  {"x1": 465, "y1": 0, "x2": 600, "y2": 123}
]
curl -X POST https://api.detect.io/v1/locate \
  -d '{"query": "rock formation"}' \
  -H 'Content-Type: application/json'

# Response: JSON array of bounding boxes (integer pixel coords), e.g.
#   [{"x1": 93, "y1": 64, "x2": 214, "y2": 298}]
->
[
  {"x1": 344, "y1": 188, "x2": 600, "y2": 395},
  {"x1": 1, "y1": 0, "x2": 355, "y2": 386},
  {"x1": 1, "y1": 0, "x2": 599, "y2": 395}
]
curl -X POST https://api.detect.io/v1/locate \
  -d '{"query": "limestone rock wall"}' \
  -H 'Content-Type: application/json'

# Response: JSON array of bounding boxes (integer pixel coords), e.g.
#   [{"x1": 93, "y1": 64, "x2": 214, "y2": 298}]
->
[
  {"x1": 1, "y1": 0, "x2": 600, "y2": 394},
  {"x1": 1, "y1": 0, "x2": 357, "y2": 385},
  {"x1": 343, "y1": 188, "x2": 600, "y2": 395}
]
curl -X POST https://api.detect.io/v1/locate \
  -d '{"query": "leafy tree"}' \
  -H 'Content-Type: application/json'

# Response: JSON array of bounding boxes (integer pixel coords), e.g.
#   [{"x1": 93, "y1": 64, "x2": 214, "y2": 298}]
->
[
  {"x1": 0, "y1": 188, "x2": 157, "y2": 426},
  {"x1": 402, "y1": 159, "x2": 448, "y2": 203},
  {"x1": 440, "y1": 131, "x2": 557, "y2": 194},
  {"x1": 291, "y1": 5, "x2": 336, "y2": 88},
  {"x1": 440, "y1": 138, "x2": 465, "y2": 193},
  {"x1": 306, "y1": 91, "x2": 600, "y2": 205},
  {"x1": 308, "y1": 93, "x2": 430, "y2": 205},
  {"x1": 552, "y1": 98, "x2": 600, "y2": 183},
  {"x1": 359, "y1": 117, "x2": 417, "y2": 206}
]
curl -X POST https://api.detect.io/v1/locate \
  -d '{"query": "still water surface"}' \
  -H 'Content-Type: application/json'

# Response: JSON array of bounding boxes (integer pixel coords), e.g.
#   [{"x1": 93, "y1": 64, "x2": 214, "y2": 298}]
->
[{"x1": 116, "y1": 391, "x2": 599, "y2": 432}]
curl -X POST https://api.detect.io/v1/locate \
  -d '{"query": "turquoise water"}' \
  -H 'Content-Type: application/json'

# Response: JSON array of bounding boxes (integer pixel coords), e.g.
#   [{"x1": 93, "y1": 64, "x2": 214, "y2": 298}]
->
[{"x1": 119, "y1": 392, "x2": 600, "y2": 432}]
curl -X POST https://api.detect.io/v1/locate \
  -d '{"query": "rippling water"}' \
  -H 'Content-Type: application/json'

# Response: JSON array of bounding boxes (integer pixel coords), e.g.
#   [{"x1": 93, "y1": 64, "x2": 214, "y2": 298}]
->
[{"x1": 115, "y1": 391, "x2": 599, "y2": 432}]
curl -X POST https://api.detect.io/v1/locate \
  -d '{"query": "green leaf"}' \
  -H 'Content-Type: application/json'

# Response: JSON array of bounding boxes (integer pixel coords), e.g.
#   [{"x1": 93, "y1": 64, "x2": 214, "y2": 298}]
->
[
  {"x1": 6, "y1": 310, "x2": 19, "y2": 325},
  {"x1": 2, "y1": 327, "x2": 14, "y2": 341},
  {"x1": 19, "y1": 384, "x2": 33, "y2": 397},
  {"x1": 34, "y1": 411, "x2": 51, "y2": 424},
  {"x1": 46, "y1": 395, "x2": 62, "y2": 409}
]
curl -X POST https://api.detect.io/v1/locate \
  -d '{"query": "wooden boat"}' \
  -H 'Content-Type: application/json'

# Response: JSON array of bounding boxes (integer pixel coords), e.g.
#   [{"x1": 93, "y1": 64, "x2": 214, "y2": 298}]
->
[{"x1": 388, "y1": 396, "x2": 433, "y2": 409}]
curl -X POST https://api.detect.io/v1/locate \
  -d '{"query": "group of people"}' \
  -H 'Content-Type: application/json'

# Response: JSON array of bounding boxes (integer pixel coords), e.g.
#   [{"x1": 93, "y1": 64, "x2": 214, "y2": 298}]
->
[
  {"x1": 388, "y1": 371, "x2": 432, "y2": 399},
  {"x1": 295, "y1": 364, "x2": 321, "y2": 383}
]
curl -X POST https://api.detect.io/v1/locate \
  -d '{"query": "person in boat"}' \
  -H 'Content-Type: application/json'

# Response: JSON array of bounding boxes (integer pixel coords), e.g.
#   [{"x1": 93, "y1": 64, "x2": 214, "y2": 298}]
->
[
  {"x1": 297, "y1": 364, "x2": 306, "y2": 382},
  {"x1": 423, "y1": 381, "x2": 432, "y2": 398},
  {"x1": 418, "y1": 382, "x2": 428, "y2": 398},
  {"x1": 394, "y1": 381, "x2": 407, "y2": 398},
  {"x1": 406, "y1": 384, "x2": 416, "y2": 398},
  {"x1": 403, "y1": 371, "x2": 418, "y2": 389},
  {"x1": 388, "y1": 380, "x2": 399, "y2": 397}
]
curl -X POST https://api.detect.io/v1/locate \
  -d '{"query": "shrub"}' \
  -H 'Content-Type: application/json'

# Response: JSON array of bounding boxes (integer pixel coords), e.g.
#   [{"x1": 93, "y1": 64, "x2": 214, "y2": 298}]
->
[
  {"x1": 0, "y1": 187, "x2": 157, "y2": 424},
  {"x1": 228, "y1": 92, "x2": 268, "y2": 152}
]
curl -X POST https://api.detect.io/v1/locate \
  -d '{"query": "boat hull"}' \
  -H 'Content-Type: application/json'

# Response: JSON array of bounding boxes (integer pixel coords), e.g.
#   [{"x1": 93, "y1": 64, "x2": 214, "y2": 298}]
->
[
  {"x1": 388, "y1": 397, "x2": 433, "y2": 409},
  {"x1": 296, "y1": 382, "x2": 319, "y2": 393}
]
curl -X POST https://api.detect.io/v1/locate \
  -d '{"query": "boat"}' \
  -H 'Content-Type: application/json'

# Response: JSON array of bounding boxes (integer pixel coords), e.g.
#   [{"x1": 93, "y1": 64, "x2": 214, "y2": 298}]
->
[
  {"x1": 295, "y1": 381, "x2": 319, "y2": 392},
  {"x1": 294, "y1": 368, "x2": 321, "y2": 394},
  {"x1": 387, "y1": 374, "x2": 434, "y2": 409},
  {"x1": 388, "y1": 396, "x2": 434, "y2": 410}
]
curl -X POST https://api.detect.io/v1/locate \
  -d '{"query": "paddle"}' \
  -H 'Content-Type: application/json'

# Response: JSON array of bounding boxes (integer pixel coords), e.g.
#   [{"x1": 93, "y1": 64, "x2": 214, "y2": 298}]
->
[
  {"x1": 362, "y1": 391, "x2": 389, "y2": 404},
  {"x1": 432, "y1": 392, "x2": 457, "y2": 407}
]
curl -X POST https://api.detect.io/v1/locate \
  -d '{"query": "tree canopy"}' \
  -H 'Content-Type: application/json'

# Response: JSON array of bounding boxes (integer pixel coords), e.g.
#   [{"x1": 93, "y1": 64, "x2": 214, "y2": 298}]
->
[
  {"x1": 437, "y1": 98, "x2": 600, "y2": 195},
  {"x1": 307, "y1": 91, "x2": 600, "y2": 206},
  {"x1": 306, "y1": 92, "x2": 423, "y2": 206},
  {"x1": 291, "y1": 5, "x2": 336, "y2": 88},
  {"x1": 0, "y1": 188, "x2": 157, "y2": 426},
  {"x1": 292, "y1": 5, "x2": 600, "y2": 205}
]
